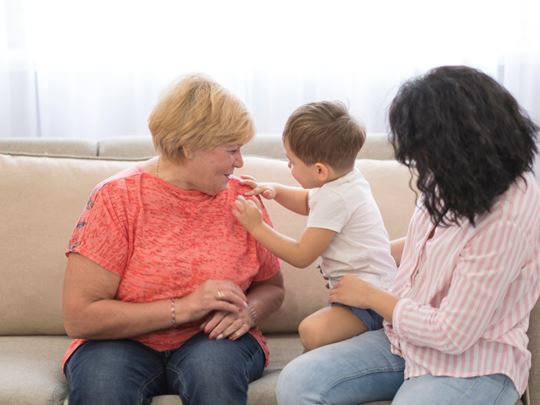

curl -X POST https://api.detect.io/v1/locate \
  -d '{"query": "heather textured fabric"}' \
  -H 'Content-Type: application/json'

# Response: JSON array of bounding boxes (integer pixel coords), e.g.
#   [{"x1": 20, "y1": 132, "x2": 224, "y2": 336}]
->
[{"x1": 63, "y1": 166, "x2": 280, "y2": 368}]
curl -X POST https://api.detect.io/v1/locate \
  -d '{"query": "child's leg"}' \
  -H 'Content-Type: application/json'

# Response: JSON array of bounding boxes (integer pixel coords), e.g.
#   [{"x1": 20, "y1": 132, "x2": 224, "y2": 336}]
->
[{"x1": 298, "y1": 305, "x2": 367, "y2": 351}]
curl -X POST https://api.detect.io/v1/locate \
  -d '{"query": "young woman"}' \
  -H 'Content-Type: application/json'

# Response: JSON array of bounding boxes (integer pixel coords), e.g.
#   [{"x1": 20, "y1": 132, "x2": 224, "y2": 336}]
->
[{"x1": 276, "y1": 65, "x2": 540, "y2": 405}]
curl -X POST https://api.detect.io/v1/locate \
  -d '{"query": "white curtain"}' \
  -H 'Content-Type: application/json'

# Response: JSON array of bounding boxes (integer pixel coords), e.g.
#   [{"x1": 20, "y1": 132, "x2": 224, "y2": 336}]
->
[{"x1": 1, "y1": 0, "x2": 539, "y2": 151}]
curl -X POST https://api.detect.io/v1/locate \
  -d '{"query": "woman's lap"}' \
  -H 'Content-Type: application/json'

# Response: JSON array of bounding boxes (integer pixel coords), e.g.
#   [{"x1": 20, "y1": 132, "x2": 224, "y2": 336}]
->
[
  {"x1": 65, "y1": 339, "x2": 166, "y2": 405},
  {"x1": 65, "y1": 332, "x2": 265, "y2": 405},
  {"x1": 393, "y1": 373, "x2": 518, "y2": 405},
  {"x1": 276, "y1": 329, "x2": 519, "y2": 405},
  {"x1": 276, "y1": 329, "x2": 405, "y2": 405}
]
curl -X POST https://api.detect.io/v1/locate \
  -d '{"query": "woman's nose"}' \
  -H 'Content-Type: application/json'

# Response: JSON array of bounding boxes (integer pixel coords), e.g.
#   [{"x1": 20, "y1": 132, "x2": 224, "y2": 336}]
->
[{"x1": 234, "y1": 152, "x2": 244, "y2": 168}]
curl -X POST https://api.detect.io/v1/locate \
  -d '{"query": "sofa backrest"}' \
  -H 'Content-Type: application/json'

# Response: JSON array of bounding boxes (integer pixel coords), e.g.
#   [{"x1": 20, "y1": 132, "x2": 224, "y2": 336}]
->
[
  {"x1": 0, "y1": 133, "x2": 395, "y2": 161},
  {"x1": 0, "y1": 152, "x2": 414, "y2": 336},
  {"x1": 0, "y1": 154, "x2": 131, "y2": 334},
  {"x1": 528, "y1": 302, "x2": 540, "y2": 404}
]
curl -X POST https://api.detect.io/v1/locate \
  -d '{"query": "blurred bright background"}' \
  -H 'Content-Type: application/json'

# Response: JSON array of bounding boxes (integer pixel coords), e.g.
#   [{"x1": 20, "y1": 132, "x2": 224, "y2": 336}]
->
[{"x1": 1, "y1": 0, "x2": 539, "y2": 151}]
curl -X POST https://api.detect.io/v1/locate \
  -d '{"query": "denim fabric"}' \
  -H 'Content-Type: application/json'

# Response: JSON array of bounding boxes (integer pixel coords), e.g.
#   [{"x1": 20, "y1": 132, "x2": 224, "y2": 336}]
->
[
  {"x1": 65, "y1": 332, "x2": 265, "y2": 405},
  {"x1": 392, "y1": 373, "x2": 519, "y2": 405},
  {"x1": 276, "y1": 329, "x2": 518, "y2": 405},
  {"x1": 348, "y1": 307, "x2": 384, "y2": 331}
]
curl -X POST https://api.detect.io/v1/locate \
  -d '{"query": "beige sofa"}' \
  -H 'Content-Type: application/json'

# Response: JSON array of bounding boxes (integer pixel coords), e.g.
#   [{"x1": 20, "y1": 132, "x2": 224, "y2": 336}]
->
[{"x1": 0, "y1": 134, "x2": 536, "y2": 405}]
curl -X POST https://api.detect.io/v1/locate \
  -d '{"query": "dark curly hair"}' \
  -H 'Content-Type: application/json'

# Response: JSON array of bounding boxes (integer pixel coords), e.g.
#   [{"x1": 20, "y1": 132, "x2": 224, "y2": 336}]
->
[{"x1": 389, "y1": 65, "x2": 538, "y2": 226}]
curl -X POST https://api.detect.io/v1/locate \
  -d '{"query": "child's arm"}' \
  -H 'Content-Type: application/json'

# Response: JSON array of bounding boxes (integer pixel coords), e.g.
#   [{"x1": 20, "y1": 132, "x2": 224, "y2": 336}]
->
[
  {"x1": 272, "y1": 184, "x2": 309, "y2": 216},
  {"x1": 233, "y1": 196, "x2": 335, "y2": 268},
  {"x1": 240, "y1": 177, "x2": 309, "y2": 216}
]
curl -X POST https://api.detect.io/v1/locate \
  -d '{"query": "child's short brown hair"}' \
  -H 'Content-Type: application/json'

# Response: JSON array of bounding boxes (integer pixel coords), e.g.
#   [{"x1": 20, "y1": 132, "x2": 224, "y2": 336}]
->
[{"x1": 282, "y1": 101, "x2": 365, "y2": 172}]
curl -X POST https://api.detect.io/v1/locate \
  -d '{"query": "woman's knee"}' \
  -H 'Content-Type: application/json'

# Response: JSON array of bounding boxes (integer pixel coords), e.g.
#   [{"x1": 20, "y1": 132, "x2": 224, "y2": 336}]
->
[
  {"x1": 277, "y1": 330, "x2": 405, "y2": 404},
  {"x1": 276, "y1": 347, "x2": 338, "y2": 405},
  {"x1": 66, "y1": 340, "x2": 164, "y2": 404},
  {"x1": 169, "y1": 334, "x2": 264, "y2": 403},
  {"x1": 276, "y1": 356, "x2": 315, "y2": 404}
]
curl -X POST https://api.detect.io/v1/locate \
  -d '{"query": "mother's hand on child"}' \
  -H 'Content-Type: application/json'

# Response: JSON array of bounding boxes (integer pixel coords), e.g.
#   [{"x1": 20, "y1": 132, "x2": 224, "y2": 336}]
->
[{"x1": 329, "y1": 275, "x2": 375, "y2": 309}]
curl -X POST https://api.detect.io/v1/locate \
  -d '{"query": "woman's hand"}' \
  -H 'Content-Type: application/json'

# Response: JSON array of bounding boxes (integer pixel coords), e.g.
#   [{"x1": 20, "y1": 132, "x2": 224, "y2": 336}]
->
[
  {"x1": 239, "y1": 175, "x2": 277, "y2": 200},
  {"x1": 233, "y1": 195, "x2": 264, "y2": 232},
  {"x1": 200, "y1": 272, "x2": 286, "y2": 341},
  {"x1": 200, "y1": 308, "x2": 254, "y2": 340},
  {"x1": 329, "y1": 275, "x2": 398, "y2": 323},
  {"x1": 183, "y1": 280, "x2": 248, "y2": 322},
  {"x1": 328, "y1": 275, "x2": 375, "y2": 308}
]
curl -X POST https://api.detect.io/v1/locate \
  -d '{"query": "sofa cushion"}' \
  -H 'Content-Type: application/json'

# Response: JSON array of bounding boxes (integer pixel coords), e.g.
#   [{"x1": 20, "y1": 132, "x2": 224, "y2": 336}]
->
[{"x1": 0, "y1": 336, "x2": 71, "y2": 404}]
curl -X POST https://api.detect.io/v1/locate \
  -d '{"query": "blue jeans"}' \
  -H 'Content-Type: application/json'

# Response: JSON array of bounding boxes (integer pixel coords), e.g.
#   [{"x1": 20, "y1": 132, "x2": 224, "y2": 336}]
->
[
  {"x1": 347, "y1": 306, "x2": 384, "y2": 331},
  {"x1": 65, "y1": 332, "x2": 265, "y2": 405},
  {"x1": 276, "y1": 329, "x2": 519, "y2": 405}
]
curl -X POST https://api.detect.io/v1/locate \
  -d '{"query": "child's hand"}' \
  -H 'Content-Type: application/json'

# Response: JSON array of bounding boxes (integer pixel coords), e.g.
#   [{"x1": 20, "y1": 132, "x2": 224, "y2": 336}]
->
[
  {"x1": 232, "y1": 195, "x2": 264, "y2": 232},
  {"x1": 239, "y1": 175, "x2": 276, "y2": 200}
]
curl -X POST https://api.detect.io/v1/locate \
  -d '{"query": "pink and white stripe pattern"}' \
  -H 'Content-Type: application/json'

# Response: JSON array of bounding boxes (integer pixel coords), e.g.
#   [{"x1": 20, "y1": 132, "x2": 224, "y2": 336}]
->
[{"x1": 384, "y1": 172, "x2": 540, "y2": 395}]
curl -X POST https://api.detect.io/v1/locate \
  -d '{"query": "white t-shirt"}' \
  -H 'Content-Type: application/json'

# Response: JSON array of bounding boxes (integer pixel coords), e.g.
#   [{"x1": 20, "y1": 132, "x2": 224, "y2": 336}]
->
[{"x1": 307, "y1": 168, "x2": 396, "y2": 289}]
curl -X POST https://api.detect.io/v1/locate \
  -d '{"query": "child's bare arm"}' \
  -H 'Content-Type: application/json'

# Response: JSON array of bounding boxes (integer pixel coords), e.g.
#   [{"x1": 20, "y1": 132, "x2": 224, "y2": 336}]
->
[
  {"x1": 233, "y1": 196, "x2": 335, "y2": 268},
  {"x1": 240, "y1": 176, "x2": 309, "y2": 215},
  {"x1": 272, "y1": 184, "x2": 309, "y2": 216}
]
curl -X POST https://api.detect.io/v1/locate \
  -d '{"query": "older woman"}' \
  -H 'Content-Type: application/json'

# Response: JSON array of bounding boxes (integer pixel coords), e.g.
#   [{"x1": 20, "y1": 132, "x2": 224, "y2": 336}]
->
[
  {"x1": 62, "y1": 74, "x2": 285, "y2": 405},
  {"x1": 276, "y1": 65, "x2": 540, "y2": 405}
]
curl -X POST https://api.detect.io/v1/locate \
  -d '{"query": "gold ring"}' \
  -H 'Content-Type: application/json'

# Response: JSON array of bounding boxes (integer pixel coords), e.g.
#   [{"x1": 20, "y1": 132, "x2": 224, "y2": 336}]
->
[{"x1": 217, "y1": 290, "x2": 225, "y2": 300}]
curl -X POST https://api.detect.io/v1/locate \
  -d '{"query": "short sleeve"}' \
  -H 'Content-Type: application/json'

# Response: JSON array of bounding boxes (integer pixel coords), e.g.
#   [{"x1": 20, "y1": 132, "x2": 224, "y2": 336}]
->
[
  {"x1": 66, "y1": 182, "x2": 129, "y2": 277},
  {"x1": 307, "y1": 188, "x2": 349, "y2": 232}
]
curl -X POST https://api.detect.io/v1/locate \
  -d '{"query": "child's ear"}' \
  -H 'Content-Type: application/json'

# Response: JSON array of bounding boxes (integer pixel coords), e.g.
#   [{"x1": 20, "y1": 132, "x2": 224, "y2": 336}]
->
[{"x1": 314, "y1": 163, "x2": 330, "y2": 181}]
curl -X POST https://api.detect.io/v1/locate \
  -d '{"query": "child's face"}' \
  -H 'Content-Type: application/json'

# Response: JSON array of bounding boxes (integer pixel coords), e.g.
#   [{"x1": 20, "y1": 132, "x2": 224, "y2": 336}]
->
[{"x1": 284, "y1": 141, "x2": 321, "y2": 189}]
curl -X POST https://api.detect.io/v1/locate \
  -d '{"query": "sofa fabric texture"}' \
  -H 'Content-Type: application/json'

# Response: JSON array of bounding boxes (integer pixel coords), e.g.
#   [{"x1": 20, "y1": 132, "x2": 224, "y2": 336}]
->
[{"x1": 0, "y1": 134, "x2": 533, "y2": 405}]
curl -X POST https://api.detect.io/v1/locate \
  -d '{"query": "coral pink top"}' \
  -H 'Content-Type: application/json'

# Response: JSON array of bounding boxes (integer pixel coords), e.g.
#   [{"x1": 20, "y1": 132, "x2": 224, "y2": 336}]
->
[
  {"x1": 385, "y1": 173, "x2": 540, "y2": 395},
  {"x1": 63, "y1": 165, "x2": 280, "y2": 369}
]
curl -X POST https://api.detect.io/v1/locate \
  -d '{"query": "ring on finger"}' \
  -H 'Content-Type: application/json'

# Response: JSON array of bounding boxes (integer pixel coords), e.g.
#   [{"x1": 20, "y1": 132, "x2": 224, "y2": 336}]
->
[{"x1": 217, "y1": 290, "x2": 225, "y2": 300}]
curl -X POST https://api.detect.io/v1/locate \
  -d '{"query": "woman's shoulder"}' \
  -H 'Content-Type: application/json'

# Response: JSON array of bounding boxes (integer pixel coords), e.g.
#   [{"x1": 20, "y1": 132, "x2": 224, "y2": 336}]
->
[
  {"x1": 486, "y1": 172, "x2": 540, "y2": 226},
  {"x1": 226, "y1": 175, "x2": 252, "y2": 196},
  {"x1": 501, "y1": 172, "x2": 539, "y2": 207},
  {"x1": 91, "y1": 164, "x2": 145, "y2": 198}
]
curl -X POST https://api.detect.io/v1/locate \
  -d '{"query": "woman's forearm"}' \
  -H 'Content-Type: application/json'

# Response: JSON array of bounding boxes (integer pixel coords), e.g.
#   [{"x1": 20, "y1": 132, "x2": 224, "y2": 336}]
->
[
  {"x1": 64, "y1": 297, "x2": 182, "y2": 339},
  {"x1": 245, "y1": 274, "x2": 285, "y2": 326},
  {"x1": 368, "y1": 287, "x2": 398, "y2": 323}
]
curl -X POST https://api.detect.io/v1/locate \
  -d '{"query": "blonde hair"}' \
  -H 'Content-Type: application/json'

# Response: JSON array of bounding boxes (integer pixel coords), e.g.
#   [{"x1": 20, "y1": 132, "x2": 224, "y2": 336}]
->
[
  {"x1": 283, "y1": 101, "x2": 366, "y2": 172},
  {"x1": 148, "y1": 74, "x2": 255, "y2": 161}
]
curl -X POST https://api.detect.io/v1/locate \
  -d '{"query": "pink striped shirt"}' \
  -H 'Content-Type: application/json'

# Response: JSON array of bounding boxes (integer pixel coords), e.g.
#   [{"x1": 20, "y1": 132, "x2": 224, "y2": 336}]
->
[{"x1": 384, "y1": 172, "x2": 540, "y2": 395}]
